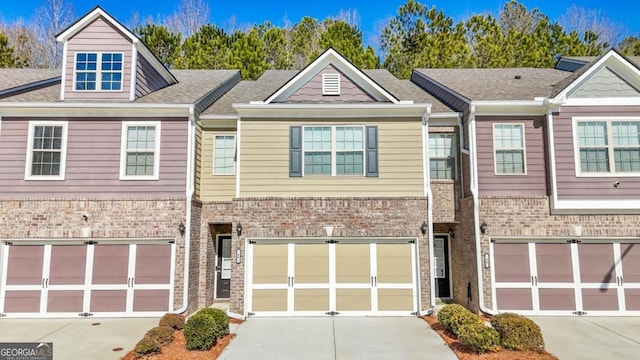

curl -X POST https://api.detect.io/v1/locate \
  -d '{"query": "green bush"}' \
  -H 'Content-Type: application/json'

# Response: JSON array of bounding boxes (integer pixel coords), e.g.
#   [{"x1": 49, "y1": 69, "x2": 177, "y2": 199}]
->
[
  {"x1": 145, "y1": 326, "x2": 174, "y2": 347},
  {"x1": 456, "y1": 321, "x2": 500, "y2": 354},
  {"x1": 159, "y1": 313, "x2": 185, "y2": 330},
  {"x1": 184, "y1": 313, "x2": 217, "y2": 351},
  {"x1": 134, "y1": 336, "x2": 161, "y2": 358},
  {"x1": 196, "y1": 307, "x2": 230, "y2": 338},
  {"x1": 491, "y1": 313, "x2": 545, "y2": 352},
  {"x1": 437, "y1": 304, "x2": 483, "y2": 335}
]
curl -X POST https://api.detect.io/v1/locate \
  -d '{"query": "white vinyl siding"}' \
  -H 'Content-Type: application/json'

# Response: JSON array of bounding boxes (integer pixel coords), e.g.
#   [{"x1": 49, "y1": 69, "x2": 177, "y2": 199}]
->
[
  {"x1": 429, "y1": 133, "x2": 456, "y2": 179},
  {"x1": 120, "y1": 122, "x2": 161, "y2": 180},
  {"x1": 494, "y1": 124, "x2": 526, "y2": 175},
  {"x1": 577, "y1": 119, "x2": 640, "y2": 174},
  {"x1": 303, "y1": 126, "x2": 364, "y2": 176},
  {"x1": 25, "y1": 121, "x2": 68, "y2": 180},
  {"x1": 213, "y1": 135, "x2": 236, "y2": 175}
]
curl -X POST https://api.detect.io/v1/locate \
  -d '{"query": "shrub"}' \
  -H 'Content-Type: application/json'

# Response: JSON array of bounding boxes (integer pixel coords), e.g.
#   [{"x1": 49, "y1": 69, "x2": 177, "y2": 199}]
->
[
  {"x1": 450, "y1": 311, "x2": 485, "y2": 336},
  {"x1": 196, "y1": 307, "x2": 230, "y2": 338},
  {"x1": 184, "y1": 313, "x2": 217, "y2": 351},
  {"x1": 159, "y1": 313, "x2": 185, "y2": 330},
  {"x1": 134, "y1": 336, "x2": 161, "y2": 358},
  {"x1": 437, "y1": 304, "x2": 483, "y2": 335},
  {"x1": 145, "y1": 326, "x2": 174, "y2": 347},
  {"x1": 491, "y1": 313, "x2": 545, "y2": 352},
  {"x1": 457, "y1": 321, "x2": 500, "y2": 354}
]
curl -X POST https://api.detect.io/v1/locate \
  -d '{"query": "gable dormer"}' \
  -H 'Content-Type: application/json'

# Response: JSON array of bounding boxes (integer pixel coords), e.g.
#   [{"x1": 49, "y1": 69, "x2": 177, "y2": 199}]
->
[{"x1": 56, "y1": 6, "x2": 176, "y2": 102}]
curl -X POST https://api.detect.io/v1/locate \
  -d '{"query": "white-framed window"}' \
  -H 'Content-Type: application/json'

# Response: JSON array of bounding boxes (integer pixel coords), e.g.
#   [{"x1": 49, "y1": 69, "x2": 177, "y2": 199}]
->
[
  {"x1": 25, "y1": 121, "x2": 68, "y2": 180},
  {"x1": 74, "y1": 52, "x2": 123, "y2": 91},
  {"x1": 303, "y1": 125, "x2": 364, "y2": 176},
  {"x1": 213, "y1": 134, "x2": 236, "y2": 175},
  {"x1": 322, "y1": 73, "x2": 340, "y2": 95},
  {"x1": 119, "y1": 122, "x2": 161, "y2": 180},
  {"x1": 429, "y1": 133, "x2": 456, "y2": 179},
  {"x1": 576, "y1": 118, "x2": 640, "y2": 175},
  {"x1": 493, "y1": 123, "x2": 526, "y2": 175}
]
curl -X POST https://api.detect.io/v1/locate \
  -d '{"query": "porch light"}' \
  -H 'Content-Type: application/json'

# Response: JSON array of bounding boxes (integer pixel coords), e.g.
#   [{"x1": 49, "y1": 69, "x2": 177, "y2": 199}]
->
[
  {"x1": 420, "y1": 221, "x2": 428, "y2": 235},
  {"x1": 236, "y1": 223, "x2": 243, "y2": 237},
  {"x1": 480, "y1": 221, "x2": 487, "y2": 235},
  {"x1": 178, "y1": 223, "x2": 185, "y2": 236},
  {"x1": 448, "y1": 228, "x2": 455, "y2": 238}
]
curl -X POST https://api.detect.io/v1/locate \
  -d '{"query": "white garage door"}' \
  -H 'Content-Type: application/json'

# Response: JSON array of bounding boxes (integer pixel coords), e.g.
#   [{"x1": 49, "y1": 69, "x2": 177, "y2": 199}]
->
[
  {"x1": 0, "y1": 240, "x2": 175, "y2": 318},
  {"x1": 247, "y1": 239, "x2": 418, "y2": 316}
]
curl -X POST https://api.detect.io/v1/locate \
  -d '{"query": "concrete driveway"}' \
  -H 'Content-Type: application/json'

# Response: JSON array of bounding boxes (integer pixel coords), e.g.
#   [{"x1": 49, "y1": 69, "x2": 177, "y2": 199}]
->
[
  {"x1": 0, "y1": 317, "x2": 159, "y2": 360},
  {"x1": 532, "y1": 317, "x2": 640, "y2": 359},
  {"x1": 219, "y1": 317, "x2": 457, "y2": 360}
]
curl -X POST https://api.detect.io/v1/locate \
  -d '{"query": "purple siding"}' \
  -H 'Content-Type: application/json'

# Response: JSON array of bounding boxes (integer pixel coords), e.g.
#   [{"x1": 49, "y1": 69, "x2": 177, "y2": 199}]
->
[
  {"x1": 135, "y1": 54, "x2": 170, "y2": 98},
  {"x1": 476, "y1": 116, "x2": 547, "y2": 196},
  {"x1": 285, "y1": 64, "x2": 375, "y2": 103},
  {"x1": 63, "y1": 17, "x2": 133, "y2": 101},
  {"x1": 554, "y1": 106, "x2": 640, "y2": 200},
  {"x1": 0, "y1": 117, "x2": 188, "y2": 198}
]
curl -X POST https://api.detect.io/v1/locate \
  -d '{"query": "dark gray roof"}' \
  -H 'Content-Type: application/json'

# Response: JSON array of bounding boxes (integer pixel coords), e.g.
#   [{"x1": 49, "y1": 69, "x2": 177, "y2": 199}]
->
[
  {"x1": 0, "y1": 69, "x2": 60, "y2": 92},
  {"x1": 414, "y1": 68, "x2": 571, "y2": 101},
  {"x1": 202, "y1": 69, "x2": 454, "y2": 116}
]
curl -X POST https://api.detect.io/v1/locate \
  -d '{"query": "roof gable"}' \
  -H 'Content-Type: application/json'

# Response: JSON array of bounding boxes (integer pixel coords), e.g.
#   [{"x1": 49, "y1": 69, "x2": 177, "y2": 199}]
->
[
  {"x1": 262, "y1": 48, "x2": 404, "y2": 104},
  {"x1": 572, "y1": 67, "x2": 640, "y2": 98},
  {"x1": 285, "y1": 64, "x2": 375, "y2": 103}
]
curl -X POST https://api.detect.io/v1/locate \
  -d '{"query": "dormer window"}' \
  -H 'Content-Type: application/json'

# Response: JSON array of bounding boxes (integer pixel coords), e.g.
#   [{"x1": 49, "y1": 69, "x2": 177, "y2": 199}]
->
[
  {"x1": 74, "y1": 52, "x2": 123, "y2": 91},
  {"x1": 322, "y1": 73, "x2": 340, "y2": 95}
]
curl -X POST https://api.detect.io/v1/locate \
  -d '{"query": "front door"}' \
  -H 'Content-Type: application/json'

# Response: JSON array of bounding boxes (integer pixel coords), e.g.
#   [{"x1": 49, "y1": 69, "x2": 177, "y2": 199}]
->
[
  {"x1": 434, "y1": 236, "x2": 451, "y2": 298},
  {"x1": 216, "y1": 235, "x2": 232, "y2": 299}
]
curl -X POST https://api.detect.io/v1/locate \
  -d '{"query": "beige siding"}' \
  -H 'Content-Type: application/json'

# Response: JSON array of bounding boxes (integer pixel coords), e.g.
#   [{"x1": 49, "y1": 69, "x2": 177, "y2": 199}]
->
[
  {"x1": 201, "y1": 129, "x2": 237, "y2": 201},
  {"x1": 239, "y1": 118, "x2": 424, "y2": 197},
  {"x1": 64, "y1": 17, "x2": 133, "y2": 101}
]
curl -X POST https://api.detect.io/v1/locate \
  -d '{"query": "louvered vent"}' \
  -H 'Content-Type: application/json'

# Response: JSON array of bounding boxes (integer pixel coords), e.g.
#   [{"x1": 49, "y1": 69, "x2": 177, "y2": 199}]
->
[{"x1": 322, "y1": 73, "x2": 340, "y2": 95}]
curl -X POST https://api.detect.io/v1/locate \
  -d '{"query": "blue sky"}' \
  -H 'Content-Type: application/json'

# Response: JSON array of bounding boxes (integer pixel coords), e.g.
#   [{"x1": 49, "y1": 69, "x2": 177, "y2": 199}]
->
[{"x1": 1, "y1": 0, "x2": 638, "y2": 40}]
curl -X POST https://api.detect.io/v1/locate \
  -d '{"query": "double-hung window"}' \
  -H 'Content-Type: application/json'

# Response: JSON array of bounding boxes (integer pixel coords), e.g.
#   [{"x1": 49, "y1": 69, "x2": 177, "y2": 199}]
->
[
  {"x1": 213, "y1": 135, "x2": 236, "y2": 175},
  {"x1": 303, "y1": 126, "x2": 364, "y2": 176},
  {"x1": 577, "y1": 119, "x2": 640, "y2": 174},
  {"x1": 25, "y1": 121, "x2": 68, "y2": 180},
  {"x1": 120, "y1": 122, "x2": 160, "y2": 180},
  {"x1": 429, "y1": 133, "x2": 456, "y2": 179},
  {"x1": 75, "y1": 52, "x2": 123, "y2": 91},
  {"x1": 493, "y1": 124, "x2": 526, "y2": 175}
]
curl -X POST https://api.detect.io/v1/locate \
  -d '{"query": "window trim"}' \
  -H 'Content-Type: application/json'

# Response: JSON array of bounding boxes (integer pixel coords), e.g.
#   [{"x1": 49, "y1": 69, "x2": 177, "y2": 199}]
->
[
  {"x1": 573, "y1": 116, "x2": 640, "y2": 177},
  {"x1": 493, "y1": 123, "x2": 527, "y2": 176},
  {"x1": 73, "y1": 52, "x2": 124, "y2": 92},
  {"x1": 429, "y1": 132, "x2": 457, "y2": 180},
  {"x1": 24, "y1": 121, "x2": 68, "y2": 181},
  {"x1": 119, "y1": 121, "x2": 161, "y2": 181},
  {"x1": 302, "y1": 125, "x2": 365, "y2": 176},
  {"x1": 212, "y1": 134, "x2": 236, "y2": 176}
]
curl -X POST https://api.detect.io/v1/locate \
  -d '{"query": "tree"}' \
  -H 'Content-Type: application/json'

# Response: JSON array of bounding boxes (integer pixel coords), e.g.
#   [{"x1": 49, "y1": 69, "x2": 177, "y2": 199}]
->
[
  {"x1": 0, "y1": 32, "x2": 19, "y2": 68},
  {"x1": 465, "y1": 14, "x2": 507, "y2": 67},
  {"x1": 320, "y1": 19, "x2": 379, "y2": 68},
  {"x1": 32, "y1": 0, "x2": 74, "y2": 68},
  {"x1": 289, "y1": 16, "x2": 322, "y2": 69},
  {"x1": 0, "y1": 21, "x2": 37, "y2": 67},
  {"x1": 559, "y1": 5, "x2": 622, "y2": 51},
  {"x1": 225, "y1": 28, "x2": 267, "y2": 80},
  {"x1": 177, "y1": 24, "x2": 229, "y2": 69},
  {"x1": 256, "y1": 22, "x2": 291, "y2": 70},
  {"x1": 135, "y1": 24, "x2": 182, "y2": 68},
  {"x1": 620, "y1": 35, "x2": 640, "y2": 56},
  {"x1": 166, "y1": 0, "x2": 210, "y2": 38}
]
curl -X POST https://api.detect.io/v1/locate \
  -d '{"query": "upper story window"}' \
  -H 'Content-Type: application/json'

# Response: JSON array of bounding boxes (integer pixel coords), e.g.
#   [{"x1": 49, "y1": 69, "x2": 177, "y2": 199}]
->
[
  {"x1": 214, "y1": 135, "x2": 236, "y2": 175},
  {"x1": 75, "y1": 52, "x2": 123, "y2": 91},
  {"x1": 120, "y1": 122, "x2": 160, "y2": 180},
  {"x1": 25, "y1": 121, "x2": 68, "y2": 180},
  {"x1": 493, "y1": 123, "x2": 526, "y2": 175},
  {"x1": 577, "y1": 119, "x2": 640, "y2": 174},
  {"x1": 429, "y1": 133, "x2": 456, "y2": 179}
]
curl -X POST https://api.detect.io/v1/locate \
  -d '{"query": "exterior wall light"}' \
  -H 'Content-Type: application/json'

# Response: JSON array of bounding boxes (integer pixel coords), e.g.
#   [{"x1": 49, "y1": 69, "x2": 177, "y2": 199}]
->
[
  {"x1": 236, "y1": 248, "x2": 241, "y2": 264},
  {"x1": 236, "y1": 223, "x2": 243, "y2": 237},
  {"x1": 484, "y1": 252, "x2": 490, "y2": 268},
  {"x1": 420, "y1": 221, "x2": 428, "y2": 235},
  {"x1": 448, "y1": 228, "x2": 455, "y2": 238},
  {"x1": 178, "y1": 223, "x2": 185, "y2": 236},
  {"x1": 480, "y1": 221, "x2": 487, "y2": 235}
]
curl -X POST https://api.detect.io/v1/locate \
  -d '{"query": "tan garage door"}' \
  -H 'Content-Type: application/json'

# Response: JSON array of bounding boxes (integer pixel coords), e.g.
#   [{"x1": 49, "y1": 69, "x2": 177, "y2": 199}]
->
[{"x1": 248, "y1": 239, "x2": 417, "y2": 316}]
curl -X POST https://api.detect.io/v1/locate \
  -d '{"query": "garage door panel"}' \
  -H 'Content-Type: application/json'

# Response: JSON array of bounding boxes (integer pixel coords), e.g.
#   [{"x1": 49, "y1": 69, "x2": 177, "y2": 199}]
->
[
  {"x1": 135, "y1": 244, "x2": 171, "y2": 285},
  {"x1": 620, "y1": 244, "x2": 640, "y2": 283},
  {"x1": 624, "y1": 289, "x2": 640, "y2": 311},
  {"x1": 294, "y1": 245, "x2": 328, "y2": 284},
  {"x1": 336, "y1": 244, "x2": 370, "y2": 284},
  {"x1": 6, "y1": 246, "x2": 44, "y2": 286},
  {"x1": 336, "y1": 289, "x2": 371, "y2": 312},
  {"x1": 496, "y1": 288, "x2": 533, "y2": 311},
  {"x1": 49, "y1": 245, "x2": 87, "y2": 286},
  {"x1": 494, "y1": 243, "x2": 531, "y2": 283},
  {"x1": 90, "y1": 290, "x2": 127, "y2": 312},
  {"x1": 377, "y1": 289, "x2": 413, "y2": 311},
  {"x1": 92, "y1": 245, "x2": 129, "y2": 285},
  {"x1": 538, "y1": 288, "x2": 576, "y2": 311},
  {"x1": 133, "y1": 290, "x2": 170, "y2": 312},
  {"x1": 536, "y1": 244, "x2": 573, "y2": 283},
  {"x1": 294, "y1": 289, "x2": 329, "y2": 311},
  {"x1": 253, "y1": 245, "x2": 288, "y2": 284},
  {"x1": 252, "y1": 289, "x2": 287, "y2": 312},
  {"x1": 3, "y1": 291, "x2": 41, "y2": 313},
  {"x1": 579, "y1": 244, "x2": 616, "y2": 284},
  {"x1": 582, "y1": 288, "x2": 619, "y2": 311},
  {"x1": 377, "y1": 244, "x2": 412, "y2": 284},
  {"x1": 47, "y1": 290, "x2": 84, "y2": 312}
]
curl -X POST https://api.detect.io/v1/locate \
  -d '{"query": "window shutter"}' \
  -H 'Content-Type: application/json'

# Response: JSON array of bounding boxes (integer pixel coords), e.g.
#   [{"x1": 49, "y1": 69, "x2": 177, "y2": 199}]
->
[
  {"x1": 366, "y1": 126, "x2": 378, "y2": 177},
  {"x1": 290, "y1": 126, "x2": 302, "y2": 177}
]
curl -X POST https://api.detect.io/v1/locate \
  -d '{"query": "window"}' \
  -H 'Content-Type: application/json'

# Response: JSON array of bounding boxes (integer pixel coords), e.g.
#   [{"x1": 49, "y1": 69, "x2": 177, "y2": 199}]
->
[
  {"x1": 120, "y1": 122, "x2": 160, "y2": 180},
  {"x1": 25, "y1": 121, "x2": 68, "y2": 180},
  {"x1": 429, "y1": 133, "x2": 456, "y2": 179},
  {"x1": 75, "y1": 52, "x2": 123, "y2": 91},
  {"x1": 577, "y1": 120, "x2": 640, "y2": 174},
  {"x1": 322, "y1": 74, "x2": 340, "y2": 95},
  {"x1": 213, "y1": 135, "x2": 236, "y2": 175},
  {"x1": 303, "y1": 126, "x2": 364, "y2": 175},
  {"x1": 493, "y1": 124, "x2": 526, "y2": 174}
]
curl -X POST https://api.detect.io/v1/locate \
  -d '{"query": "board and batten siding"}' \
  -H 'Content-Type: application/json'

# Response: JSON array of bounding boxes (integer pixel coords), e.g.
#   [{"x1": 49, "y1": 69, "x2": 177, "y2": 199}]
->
[
  {"x1": 475, "y1": 116, "x2": 547, "y2": 196},
  {"x1": 239, "y1": 118, "x2": 424, "y2": 197},
  {"x1": 63, "y1": 17, "x2": 133, "y2": 101},
  {"x1": 553, "y1": 105, "x2": 640, "y2": 200},
  {"x1": 200, "y1": 129, "x2": 237, "y2": 201},
  {"x1": 0, "y1": 117, "x2": 188, "y2": 198},
  {"x1": 284, "y1": 64, "x2": 375, "y2": 103}
]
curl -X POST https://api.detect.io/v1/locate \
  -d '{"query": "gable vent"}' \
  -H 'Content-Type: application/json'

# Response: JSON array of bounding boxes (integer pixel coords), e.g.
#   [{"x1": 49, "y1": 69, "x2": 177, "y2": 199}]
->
[{"x1": 322, "y1": 73, "x2": 341, "y2": 95}]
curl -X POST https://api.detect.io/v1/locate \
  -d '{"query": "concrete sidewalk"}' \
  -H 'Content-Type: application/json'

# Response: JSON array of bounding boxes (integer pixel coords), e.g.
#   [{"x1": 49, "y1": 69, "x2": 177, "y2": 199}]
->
[
  {"x1": 532, "y1": 316, "x2": 640, "y2": 360},
  {"x1": 0, "y1": 317, "x2": 159, "y2": 360},
  {"x1": 219, "y1": 317, "x2": 457, "y2": 360}
]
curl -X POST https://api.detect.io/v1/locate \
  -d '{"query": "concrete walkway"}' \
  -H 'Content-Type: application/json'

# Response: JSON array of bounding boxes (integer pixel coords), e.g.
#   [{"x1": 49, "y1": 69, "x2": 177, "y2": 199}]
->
[
  {"x1": 0, "y1": 317, "x2": 159, "y2": 360},
  {"x1": 532, "y1": 317, "x2": 640, "y2": 360},
  {"x1": 220, "y1": 317, "x2": 457, "y2": 360}
]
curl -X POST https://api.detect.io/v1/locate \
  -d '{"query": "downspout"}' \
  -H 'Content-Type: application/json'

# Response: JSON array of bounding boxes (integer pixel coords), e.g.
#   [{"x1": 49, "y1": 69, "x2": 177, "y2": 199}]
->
[
  {"x1": 457, "y1": 113, "x2": 467, "y2": 199},
  {"x1": 420, "y1": 107, "x2": 437, "y2": 315},
  {"x1": 227, "y1": 114, "x2": 245, "y2": 320},
  {"x1": 173, "y1": 106, "x2": 196, "y2": 314},
  {"x1": 469, "y1": 105, "x2": 496, "y2": 315}
]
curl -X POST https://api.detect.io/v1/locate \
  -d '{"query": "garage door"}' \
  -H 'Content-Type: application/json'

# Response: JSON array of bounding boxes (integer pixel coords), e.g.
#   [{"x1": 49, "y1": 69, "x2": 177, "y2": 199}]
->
[
  {"x1": 247, "y1": 239, "x2": 417, "y2": 316},
  {"x1": 0, "y1": 240, "x2": 175, "y2": 318},
  {"x1": 492, "y1": 240, "x2": 640, "y2": 316}
]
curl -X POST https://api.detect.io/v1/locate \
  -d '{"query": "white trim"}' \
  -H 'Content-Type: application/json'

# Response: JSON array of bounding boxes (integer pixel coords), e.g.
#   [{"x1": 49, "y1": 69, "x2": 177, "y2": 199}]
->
[
  {"x1": 212, "y1": 134, "x2": 236, "y2": 175},
  {"x1": 428, "y1": 132, "x2": 457, "y2": 180},
  {"x1": 564, "y1": 98, "x2": 640, "y2": 106},
  {"x1": 235, "y1": 115, "x2": 242, "y2": 198},
  {"x1": 233, "y1": 103, "x2": 430, "y2": 118},
  {"x1": 130, "y1": 44, "x2": 138, "y2": 101},
  {"x1": 301, "y1": 125, "x2": 365, "y2": 177},
  {"x1": 57, "y1": 8, "x2": 136, "y2": 43},
  {"x1": 119, "y1": 121, "x2": 161, "y2": 181},
  {"x1": 214, "y1": 234, "x2": 233, "y2": 300},
  {"x1": 552, "y1": 199, "x2": 640, "y2": 212},
  {"x1": 547, "y1": 109, "x2": 560, "y2": 216},
  {"x1": 492, "y1": 123, "x2": 527, "y2": 176},
  {"x1": 60, "y1": 42, "x2": 68, "y2": 101},
  {"x1": 72, "y1": 51, "x2": 125, "y2": 92},
  {"x1": 24, "y1": 121, "x2": 68, "y2": 181}
]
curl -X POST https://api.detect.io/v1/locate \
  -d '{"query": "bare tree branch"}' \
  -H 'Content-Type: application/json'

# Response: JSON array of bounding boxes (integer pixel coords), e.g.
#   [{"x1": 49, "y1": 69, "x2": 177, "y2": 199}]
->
[
  {"x1": 32, "y1": 0, "x2": 74, "y2": 68},
  {"x1": 166, "y1": 0, "x2": 210, "y2": 37}
]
